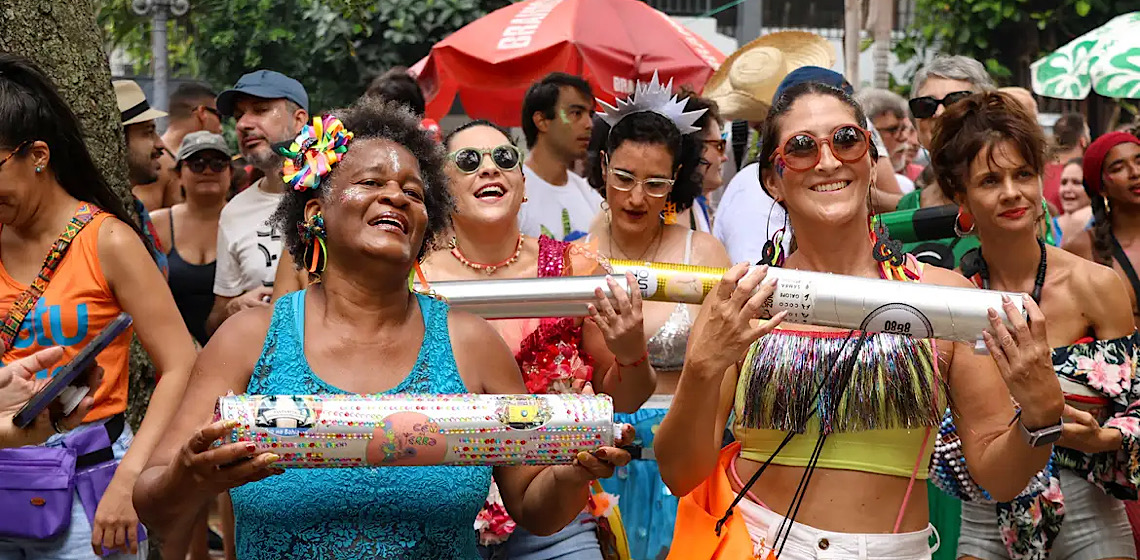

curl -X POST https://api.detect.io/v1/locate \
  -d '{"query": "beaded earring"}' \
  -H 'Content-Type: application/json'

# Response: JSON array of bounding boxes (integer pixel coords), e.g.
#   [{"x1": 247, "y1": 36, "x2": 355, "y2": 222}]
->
[
  {"x1": 661, "y1": 202, "x2": 678, "y2": 225},
  {"x1": 299, "y1": 212, "x2": 327, "y2": 280}
]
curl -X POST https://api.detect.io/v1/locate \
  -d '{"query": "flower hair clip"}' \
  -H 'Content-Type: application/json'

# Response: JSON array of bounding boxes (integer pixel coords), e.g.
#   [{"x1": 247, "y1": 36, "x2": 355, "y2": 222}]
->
[{"x1": 278, "y1": 115, "x2": 355, "y2": 192}]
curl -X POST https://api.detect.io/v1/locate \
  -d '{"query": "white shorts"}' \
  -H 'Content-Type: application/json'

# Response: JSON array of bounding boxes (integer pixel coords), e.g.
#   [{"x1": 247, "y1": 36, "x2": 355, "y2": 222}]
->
[{"x1": 738, "y1": 498, "x2": 939, "y2": 560}]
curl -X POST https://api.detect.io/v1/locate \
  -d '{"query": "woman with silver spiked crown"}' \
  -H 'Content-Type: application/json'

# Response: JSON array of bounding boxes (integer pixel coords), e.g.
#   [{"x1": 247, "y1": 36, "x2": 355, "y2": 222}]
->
[{"x1": 583, "y1": 73, "x2": 732, "y2": 560}]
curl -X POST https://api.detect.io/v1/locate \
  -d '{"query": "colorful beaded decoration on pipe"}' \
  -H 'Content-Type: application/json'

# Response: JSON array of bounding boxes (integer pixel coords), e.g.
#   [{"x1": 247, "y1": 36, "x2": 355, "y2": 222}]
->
[
  {"x1": 215, "y1": 393, "x2": 616, "y2": 468},
  {"x1": 278, "y1": 115, "x2": 355, "y2": 191}
]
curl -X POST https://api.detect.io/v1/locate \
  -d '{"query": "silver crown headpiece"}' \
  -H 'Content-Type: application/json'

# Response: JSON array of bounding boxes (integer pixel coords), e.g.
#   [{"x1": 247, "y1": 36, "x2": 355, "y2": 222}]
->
[{"x1": 596, "y1": 71, "x2": 706, "y2": 135}]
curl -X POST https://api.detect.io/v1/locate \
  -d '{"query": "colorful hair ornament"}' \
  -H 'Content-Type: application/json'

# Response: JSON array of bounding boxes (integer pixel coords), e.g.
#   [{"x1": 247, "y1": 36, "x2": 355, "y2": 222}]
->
[{"x1": 279, "y1": 115, "x2": 355, "y2": 192}]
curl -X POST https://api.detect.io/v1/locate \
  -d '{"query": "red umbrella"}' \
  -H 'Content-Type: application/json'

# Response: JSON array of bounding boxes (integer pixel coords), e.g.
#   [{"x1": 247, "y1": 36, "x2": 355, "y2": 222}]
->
[{"x1": 410, "y1": 0, "x2": 725, "y2": 127}]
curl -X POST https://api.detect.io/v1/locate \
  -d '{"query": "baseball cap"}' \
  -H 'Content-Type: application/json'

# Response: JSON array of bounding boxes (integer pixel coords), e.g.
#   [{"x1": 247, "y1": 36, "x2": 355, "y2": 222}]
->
[
  {"x1": 176, "y1": 131, "x2": 233, "y2": 162},
  {"x1": 216, "y1": 70, "x2": 309, "y2": 117},
  {"x1": 115, "y1": 80, "x2": 168, "y2": 126},
  {"x1": 772, "y1": 66, "x2": 853, "y2": 104}
]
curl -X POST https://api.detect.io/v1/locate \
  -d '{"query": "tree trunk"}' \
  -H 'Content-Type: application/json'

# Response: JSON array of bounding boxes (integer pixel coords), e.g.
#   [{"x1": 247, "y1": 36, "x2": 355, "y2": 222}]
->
[
  {"x1": 0, "y1": 2, "x2": 160, "y2": 557},
  {"x1": 871, "y1": 0, "x2": 892, "y2": 89},
  {"x1": 844, "y1": 0, "x2": 862, "y2": 88}
]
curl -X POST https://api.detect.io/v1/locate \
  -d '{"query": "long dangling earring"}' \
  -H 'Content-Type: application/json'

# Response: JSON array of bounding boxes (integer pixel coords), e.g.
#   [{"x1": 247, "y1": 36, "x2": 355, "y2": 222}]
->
[
  {"x1": 662, "y1": 201, "x2": 678, "y2": 225},
  {"x1": 869, "y1": 197, "x2": 905, "y2": 268},
  {"x1": 761, "y1": 201, "x2": 787, "y2": 267},
  {"x1": 954, "y1": 206, "x2": 976, "y2": 237},
  {"x1": 299, "y1": 212, "x2": 327, "y2": 282},
  {"x1": 601, "y1": 200, "x2": 611, "y2": 225}
]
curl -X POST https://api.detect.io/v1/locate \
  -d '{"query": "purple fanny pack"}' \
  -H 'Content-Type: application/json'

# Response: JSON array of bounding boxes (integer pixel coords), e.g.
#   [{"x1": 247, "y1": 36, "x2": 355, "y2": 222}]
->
[
  {"x1": 0, "y1": 414, "x2": 145, "y2": 545},
  {"x1": 0, "y1": 445, "x2": 76, "y2": 539}
]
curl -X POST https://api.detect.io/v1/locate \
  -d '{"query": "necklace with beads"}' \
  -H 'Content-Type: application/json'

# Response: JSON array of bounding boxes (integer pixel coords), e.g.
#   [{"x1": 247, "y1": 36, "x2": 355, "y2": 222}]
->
[{"x1": 450, "y1": 234, "x2": 524, "y2": 275}]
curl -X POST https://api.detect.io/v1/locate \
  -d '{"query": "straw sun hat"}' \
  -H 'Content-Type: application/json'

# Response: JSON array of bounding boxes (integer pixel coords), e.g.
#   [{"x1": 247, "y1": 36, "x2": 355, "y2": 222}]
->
[{"x1": 705, "y1": 31, "x2": 836, "y2": 122}]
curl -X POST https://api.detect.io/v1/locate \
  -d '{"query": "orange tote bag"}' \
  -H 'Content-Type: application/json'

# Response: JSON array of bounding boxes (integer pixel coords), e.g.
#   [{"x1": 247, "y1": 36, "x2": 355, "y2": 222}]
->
[{"x1": 668, "y1": 442, "x2": 758, "y2": 560}]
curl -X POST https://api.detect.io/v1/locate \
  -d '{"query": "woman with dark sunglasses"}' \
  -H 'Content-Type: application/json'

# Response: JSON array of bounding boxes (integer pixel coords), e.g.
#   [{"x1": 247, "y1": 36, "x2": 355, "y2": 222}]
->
[
  {"x1": 655, "y1": 82, "x2": 1063, "y2": 560},
  {"x1": 418, "y1": 119, "x2": 654, "y2": 560},
  {"x1": 891, "y1": 56, "x2": 997, "y2": 272},
  {"x1": 582, "y1": 83, "x2": 732, "y2": 560},
  {"x1": 150, "y1": 132, "x2": 232, "y2": 347}
]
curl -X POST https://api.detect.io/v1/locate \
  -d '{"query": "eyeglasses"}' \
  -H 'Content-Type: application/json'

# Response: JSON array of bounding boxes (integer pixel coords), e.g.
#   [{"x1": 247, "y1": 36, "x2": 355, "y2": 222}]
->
[
  {"x1": 198, "y1": 106, "x2": 221, "y2": 119},
  {"x1": 0, "y1": 140, "x2": 30, "y2": 171},
  {"x1": 908, "y1": 91, "x2": 973, "y2": 119},
  {"x1": 770, "y1": 125, "x2": 870, "y2": 172},
  {"x1": 702, "y1": 138, "x2": 727, "y2": 154},
  {"x1": 603, "y1": 153, "x2": 675, "y2": 197},
  {"x1": 448, "y1": 145, "x2": 522, "y2": 174},
  {"x1": 184, "y1": 157, "x2": 229, "y2": 173}
]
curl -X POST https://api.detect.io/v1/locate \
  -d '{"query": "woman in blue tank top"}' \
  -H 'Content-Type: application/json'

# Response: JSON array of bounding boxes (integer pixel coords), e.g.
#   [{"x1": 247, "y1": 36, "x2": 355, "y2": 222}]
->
[{"x1": 132, "y1": 99, "x2": 633, "y2": 560}]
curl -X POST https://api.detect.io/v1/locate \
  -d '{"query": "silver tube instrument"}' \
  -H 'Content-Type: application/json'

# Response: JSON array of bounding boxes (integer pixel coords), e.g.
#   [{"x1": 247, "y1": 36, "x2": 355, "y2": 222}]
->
[{"x1": 424, "y1": 262, "x2": 1026, "y2": 344}]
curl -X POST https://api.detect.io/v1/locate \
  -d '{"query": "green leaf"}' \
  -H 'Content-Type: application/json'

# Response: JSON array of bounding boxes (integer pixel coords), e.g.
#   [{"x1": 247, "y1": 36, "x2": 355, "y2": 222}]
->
[{"x1": 1075, "y1": 0, "x2": 1091, "y2": 16}]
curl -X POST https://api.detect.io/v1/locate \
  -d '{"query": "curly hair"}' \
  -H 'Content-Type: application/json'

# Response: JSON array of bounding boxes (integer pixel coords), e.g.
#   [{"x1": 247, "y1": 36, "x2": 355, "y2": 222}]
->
[
  {"x1": 758, "y1": 82, "x2": 877, "y2": 178},
  {"x1": 928, "y1": 91, "x2": 1046, "y2": 202},
  {"x1": 585, "y1": 111, "x2": 704, "y2": 211},
  {"x1": 272, "y1": 98, "x2": 454, "y2": 268}
]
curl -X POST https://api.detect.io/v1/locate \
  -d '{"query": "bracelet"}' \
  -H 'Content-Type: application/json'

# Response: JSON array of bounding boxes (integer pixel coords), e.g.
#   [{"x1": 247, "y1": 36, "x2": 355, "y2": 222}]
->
[{"x1": 616, "y1": 351, "x2": 649, "y2": 368}]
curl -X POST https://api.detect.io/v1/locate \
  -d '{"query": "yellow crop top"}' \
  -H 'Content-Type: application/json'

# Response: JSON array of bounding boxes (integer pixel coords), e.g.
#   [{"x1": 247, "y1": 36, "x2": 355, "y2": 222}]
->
[{"x1": 732, "y1": 328, "x2": 945, "y2": 479}]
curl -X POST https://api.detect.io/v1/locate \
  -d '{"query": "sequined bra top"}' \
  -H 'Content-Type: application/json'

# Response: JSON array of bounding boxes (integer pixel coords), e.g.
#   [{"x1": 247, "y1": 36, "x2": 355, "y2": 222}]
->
[
  {"x1": 647, "y1": 230, "x2": 695, "y2": 371},
  {"x1": 732, "y1": 267, "x2": 945, "y2": 479}
]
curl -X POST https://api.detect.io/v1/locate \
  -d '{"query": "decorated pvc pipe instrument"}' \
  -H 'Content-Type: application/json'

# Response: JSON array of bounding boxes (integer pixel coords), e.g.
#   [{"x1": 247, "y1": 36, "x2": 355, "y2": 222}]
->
[
  {"x1": 426, "y1": 262, "x2": 1025, "y2": 343},
  {"x1": 215, "y1": 393, "x2": 615, "y2": 468}
]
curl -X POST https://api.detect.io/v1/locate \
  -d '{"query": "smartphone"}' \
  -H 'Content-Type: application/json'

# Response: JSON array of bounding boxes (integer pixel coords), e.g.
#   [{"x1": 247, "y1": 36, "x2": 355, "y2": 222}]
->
[{"x1": 12, "y1": 312, "x2": 133, "y2": 429}]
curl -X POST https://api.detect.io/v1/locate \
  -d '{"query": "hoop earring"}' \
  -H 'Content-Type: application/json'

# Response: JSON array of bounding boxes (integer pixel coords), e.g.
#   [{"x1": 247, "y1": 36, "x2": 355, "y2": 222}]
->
[
  {"x1": 299, "y1": 212, "x2": 327, "y2": 280},
  {"x1": 762, "y1": 203, "x2": 787, "y2": 267},
  {"x1": 954, "y1": 207, "x2": 976, "y2": 237}
]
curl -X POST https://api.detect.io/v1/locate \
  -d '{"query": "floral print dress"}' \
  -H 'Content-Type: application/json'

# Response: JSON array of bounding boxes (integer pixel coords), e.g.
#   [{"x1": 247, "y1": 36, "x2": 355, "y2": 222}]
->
[{"x1": 931, "y1": 332, "x2": 1140, "y2": 560}]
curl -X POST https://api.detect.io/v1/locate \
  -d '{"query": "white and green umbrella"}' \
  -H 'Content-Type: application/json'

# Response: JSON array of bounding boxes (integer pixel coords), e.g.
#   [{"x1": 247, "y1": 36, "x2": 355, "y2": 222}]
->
[{"x1": 1032, "y1": 11, "x2": 1140, "y2": 100}]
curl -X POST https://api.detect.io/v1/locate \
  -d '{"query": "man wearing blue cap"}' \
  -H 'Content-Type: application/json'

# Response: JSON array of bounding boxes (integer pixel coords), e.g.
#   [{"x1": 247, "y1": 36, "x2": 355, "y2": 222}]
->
[{"x1": 205, "y1": 70, "x2": 308, "y2": 336}]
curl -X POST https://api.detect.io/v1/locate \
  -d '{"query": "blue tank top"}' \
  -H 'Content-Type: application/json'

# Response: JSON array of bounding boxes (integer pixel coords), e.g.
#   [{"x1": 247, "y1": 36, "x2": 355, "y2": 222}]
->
[{"x1": 229, "y1": 290, "x2": 492, "y2": 559}]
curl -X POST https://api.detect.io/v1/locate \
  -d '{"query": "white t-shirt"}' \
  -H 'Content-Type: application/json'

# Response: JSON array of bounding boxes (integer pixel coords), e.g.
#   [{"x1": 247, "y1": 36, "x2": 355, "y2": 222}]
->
[
  {"x1": 712, "y1": 162, "x2": 792, "y2": 265},
  {"x1": 518, "y1": 165, "x2": 602, "y2": 242},
  {"x1": 213, "y1": 179, "x2": 285, "y2": 297}
]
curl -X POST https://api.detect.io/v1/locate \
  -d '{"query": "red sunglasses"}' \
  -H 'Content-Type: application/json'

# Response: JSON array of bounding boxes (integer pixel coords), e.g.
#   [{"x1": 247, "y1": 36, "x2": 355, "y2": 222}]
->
[{"x1": 770, "y1": 125, "x2": 871, "y2": 172}]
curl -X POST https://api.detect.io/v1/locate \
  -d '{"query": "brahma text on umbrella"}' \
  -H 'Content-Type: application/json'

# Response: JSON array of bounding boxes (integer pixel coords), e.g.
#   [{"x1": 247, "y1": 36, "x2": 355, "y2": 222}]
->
[{"x1": 498, "y1": 0, "x2": 562, "y2": 50}]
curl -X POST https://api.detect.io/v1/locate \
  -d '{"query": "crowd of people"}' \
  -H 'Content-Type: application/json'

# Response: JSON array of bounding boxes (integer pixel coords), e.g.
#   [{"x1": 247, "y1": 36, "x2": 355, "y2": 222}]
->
[{"x1": 0, "y1": 22, "x2": 1139, "y2": 560}]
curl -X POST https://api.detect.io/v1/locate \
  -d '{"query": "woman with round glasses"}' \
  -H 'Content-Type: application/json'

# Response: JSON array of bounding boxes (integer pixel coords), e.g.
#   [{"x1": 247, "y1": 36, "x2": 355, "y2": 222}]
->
[
  {"x1": 655, "y1": 81, "x2": 1063, "y2": 559},
  {"x1": 151, "y1": 132, "x2": 232, "y2": 346},
  {"x1": 419, "y1": 119, "x2": 655, "y2": 559},
  {"x1": 583, "y1": 89, "x2": 731, "y2": 560}
]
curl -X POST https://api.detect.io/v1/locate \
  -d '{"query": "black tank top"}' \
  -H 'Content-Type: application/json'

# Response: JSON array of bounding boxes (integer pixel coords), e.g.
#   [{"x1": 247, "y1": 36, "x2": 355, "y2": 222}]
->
[{"x1": 167, "y1": 212, "x2": 216, "y2": 345}]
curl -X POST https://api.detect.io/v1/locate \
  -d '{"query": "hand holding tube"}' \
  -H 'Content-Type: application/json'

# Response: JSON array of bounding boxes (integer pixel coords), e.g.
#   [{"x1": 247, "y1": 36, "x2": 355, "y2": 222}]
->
[
  {"x1": 685, "y1": 264, "x2": 787, "y2": 377},
  {"x1": 982, "y1": 295, "x2": 1064, "y2": 430}
]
